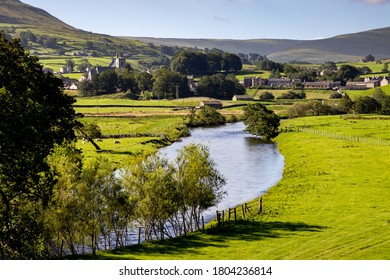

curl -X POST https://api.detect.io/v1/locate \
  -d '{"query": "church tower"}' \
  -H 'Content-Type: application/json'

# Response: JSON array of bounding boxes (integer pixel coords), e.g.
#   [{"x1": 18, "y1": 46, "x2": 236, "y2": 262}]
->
[{"x1": 115, "y1": 53, "x2": 126, "y2": 68}]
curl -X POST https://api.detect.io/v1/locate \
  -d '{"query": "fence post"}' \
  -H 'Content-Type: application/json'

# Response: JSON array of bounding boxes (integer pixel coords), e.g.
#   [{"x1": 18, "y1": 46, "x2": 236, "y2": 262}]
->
[
  {"x1": 258, "y1": 197, "x2": 263, "y2": 214},
  {"x1": 242, "y1": 204, "x2": 246, "y2": 219},
  {"x1": 234, "y1": 208, "x2": 237, "y2": 222},
  {"x1": 216, "y1": 210, "x2": 220, "y2": 229}
]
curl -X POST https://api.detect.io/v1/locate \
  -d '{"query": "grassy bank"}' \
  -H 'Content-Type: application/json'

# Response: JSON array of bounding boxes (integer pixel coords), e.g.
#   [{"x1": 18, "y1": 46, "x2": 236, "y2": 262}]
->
[{"x1": 83, "y1": 115, "x2": 390, "y2": 260}]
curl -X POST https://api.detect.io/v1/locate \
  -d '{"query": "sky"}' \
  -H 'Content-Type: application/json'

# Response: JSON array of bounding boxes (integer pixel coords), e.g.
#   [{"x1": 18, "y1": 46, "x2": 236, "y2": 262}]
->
[{"x1": 20, "y1": 0, "x2": 390, "y2": 40}]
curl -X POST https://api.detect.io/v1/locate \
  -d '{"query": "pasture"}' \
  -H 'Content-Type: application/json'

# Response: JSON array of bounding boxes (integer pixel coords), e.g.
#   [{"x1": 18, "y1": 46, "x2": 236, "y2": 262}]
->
[
  {"x1": 80, "y1": 115, "x2": 390, "y2": 260},
  {"x1": 70, "y1": 84, "x2": 390, "y2": 260}
]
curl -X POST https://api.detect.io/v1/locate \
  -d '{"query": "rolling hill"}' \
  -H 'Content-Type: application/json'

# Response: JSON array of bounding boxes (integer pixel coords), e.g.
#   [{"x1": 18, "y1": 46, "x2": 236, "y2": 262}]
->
[
  {"x1": 0, "y1": 0, "x2": 158, "y2": 61},
  {"x1": 0, "y1": 0, "x2": 75, "y2": 31},
  {"x1": 127, "y1": 26, "x2": 390, "y2": 63},
  {"x1": 1, "y1": 0, "x2": 389, "y2": 63}
]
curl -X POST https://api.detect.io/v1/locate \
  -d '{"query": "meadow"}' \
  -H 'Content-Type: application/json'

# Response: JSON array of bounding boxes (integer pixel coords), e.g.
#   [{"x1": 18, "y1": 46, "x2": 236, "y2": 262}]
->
[
  {"x1": 77, "y1": 115, "x2": 189, "y2": 166},
  {"x1": 72, "y1": 114, "x2": 390, "y2": 260}
]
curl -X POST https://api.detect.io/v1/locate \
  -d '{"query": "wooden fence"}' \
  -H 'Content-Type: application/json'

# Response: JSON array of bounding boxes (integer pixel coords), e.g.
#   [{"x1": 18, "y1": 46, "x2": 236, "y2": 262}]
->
[{"x1": 215, "y1": 197, "x2": 263, "y2": 229}]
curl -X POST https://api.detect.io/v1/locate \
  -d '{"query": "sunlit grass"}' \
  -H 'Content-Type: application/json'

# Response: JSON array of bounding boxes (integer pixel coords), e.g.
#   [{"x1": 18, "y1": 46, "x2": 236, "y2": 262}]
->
[{"x1": 78, "y1": 115, "x2": 390, "y2": 260}]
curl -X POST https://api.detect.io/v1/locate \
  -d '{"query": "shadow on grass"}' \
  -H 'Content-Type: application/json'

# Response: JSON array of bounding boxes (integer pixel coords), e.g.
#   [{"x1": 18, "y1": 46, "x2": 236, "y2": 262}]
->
[{"x1": 73, "y1": 220, "x2": 327, "y2": 260}]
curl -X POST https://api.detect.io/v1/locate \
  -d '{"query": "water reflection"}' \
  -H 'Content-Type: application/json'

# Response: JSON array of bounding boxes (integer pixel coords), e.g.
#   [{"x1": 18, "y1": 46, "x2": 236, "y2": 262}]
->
[{"x1": 158, "y1": 122, "x2": 284, "y2": 223}]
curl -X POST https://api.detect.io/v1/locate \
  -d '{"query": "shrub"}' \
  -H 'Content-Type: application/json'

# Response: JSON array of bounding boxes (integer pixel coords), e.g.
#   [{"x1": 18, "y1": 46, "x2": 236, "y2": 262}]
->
[
  {"x1": 191, "y1": 106, "x2": 226, "y2": 126},
  {"x1": 277, "y1": 90, "x2": 306, "y2": 100},
  {"x1": 259, "y1": 91, "x2": 275, "y2": 101},
  {"x1": 287, "y1": 101, "x2": 333, "y2": 118},
  {"x1": 330, "y1": 92, "x2": 343, "y2": 99}
]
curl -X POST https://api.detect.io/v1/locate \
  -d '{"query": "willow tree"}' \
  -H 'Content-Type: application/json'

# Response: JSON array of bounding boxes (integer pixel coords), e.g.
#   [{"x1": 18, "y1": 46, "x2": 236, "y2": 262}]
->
[
  {"x1": 175, "y1": 144, "x2": 226, "y2": 231},
  {"x1": 0, "y1": 32, "x2": 78, "y2": 259}
]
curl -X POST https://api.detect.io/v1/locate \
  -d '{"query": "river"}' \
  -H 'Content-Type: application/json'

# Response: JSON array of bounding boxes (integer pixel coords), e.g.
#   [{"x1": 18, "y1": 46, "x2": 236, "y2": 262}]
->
[{"x1": 158, "y1": 121, "x2": 285, "y2": 223}]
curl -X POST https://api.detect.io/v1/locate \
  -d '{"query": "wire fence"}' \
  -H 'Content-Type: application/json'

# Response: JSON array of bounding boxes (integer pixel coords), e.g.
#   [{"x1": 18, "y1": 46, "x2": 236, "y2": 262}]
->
[{"x1": 282, "y1": 126, "x2": 390, "y2": 146}]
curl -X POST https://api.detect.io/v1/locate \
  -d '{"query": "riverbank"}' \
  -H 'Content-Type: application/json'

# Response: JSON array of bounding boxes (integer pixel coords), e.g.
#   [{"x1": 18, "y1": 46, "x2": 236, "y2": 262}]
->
[{"x1": 89, "y1": 114, "x2": 390, "y2": 260}]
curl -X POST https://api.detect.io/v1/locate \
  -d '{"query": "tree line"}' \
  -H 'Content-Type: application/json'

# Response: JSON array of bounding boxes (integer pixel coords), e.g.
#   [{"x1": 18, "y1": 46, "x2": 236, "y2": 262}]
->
[
  {"x1": 79, "y1": 57, "x2": 245, "y2": 100},
  {"x1": 46, "y1": 143, "x2": 225, "y2": 257}
]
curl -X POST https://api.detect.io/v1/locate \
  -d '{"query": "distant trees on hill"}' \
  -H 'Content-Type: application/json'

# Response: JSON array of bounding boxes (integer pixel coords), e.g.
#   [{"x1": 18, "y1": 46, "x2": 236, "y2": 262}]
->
[{"x1": 171, "y1": 50, "x2": 242, "y2": 75}]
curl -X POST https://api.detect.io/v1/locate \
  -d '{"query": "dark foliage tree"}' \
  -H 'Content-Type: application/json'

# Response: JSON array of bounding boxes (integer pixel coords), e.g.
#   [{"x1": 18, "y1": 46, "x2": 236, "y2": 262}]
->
[
  {"x1": 242, "y1": 103, "x2": 280, "y2": 140},
  {"x1": 171, "y1": 50, "x2": 242, "y2": 75},
  {"x1": 152, "y1": 68, "x2": 190, "y2": 99},
  {"x1": 0, "y1": 33, "x2": 78, "y2": 259},
  {"x1": 171, "y1": 50, "x2": 209, "y2": 75},
  {"x1": 196, "y1": 74, "x2": 245, "y2": 99},
  {"x1": 221, "y1": 52, "x2": 242, "y2": 73},
  {"x1": 364, "y1": 54, "x2": 375, "y2": 62},
  {"x1": 336, "y1": 65, "x2": 360, "y2": 82},
  {"x1": 354, "y1": 96, "x2": 381, "y2": 114},
  {"x1": 380, "y1": 96, "x2": 390, "y2": 115}
]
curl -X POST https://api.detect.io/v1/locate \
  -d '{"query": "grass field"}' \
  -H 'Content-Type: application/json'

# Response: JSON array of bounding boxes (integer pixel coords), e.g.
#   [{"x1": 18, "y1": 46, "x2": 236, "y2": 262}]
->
[
  {"x1": 77, "y1": 116, "x2": 189, "y2": 166},
  {"x1": 78, "y1": 115, "x2": 390, "y2": 260}
]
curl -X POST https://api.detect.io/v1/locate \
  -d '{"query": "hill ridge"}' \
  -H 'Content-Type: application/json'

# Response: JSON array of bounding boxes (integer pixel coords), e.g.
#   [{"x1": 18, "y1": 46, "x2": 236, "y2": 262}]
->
[{"x1": 1, "y1": 1, "x2": 389, "y2": 63}]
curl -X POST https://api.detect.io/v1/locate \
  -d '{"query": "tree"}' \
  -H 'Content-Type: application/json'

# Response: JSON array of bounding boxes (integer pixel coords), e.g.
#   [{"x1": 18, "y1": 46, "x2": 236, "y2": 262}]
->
[
  {"x1": 190, "y1": 106, "x2": 226, "y2": 127},
  {"x1": 196, "y1": 74, "x2": 244, "y2": 99},
  {"x1": 354, "y1": 96, "x2": 381, "y2": 114},
  {"x1": 123, "y1": 155, "x2": 178, "y2": 240},
  {"x1": 242, "y1": 103, "x2": 280, "y2": 140},
  {"x1": 77, "y1": 59, "x2": 92, "y2": 72},
  {"x1": 65, "y1": 59, "x2": 75, "y2": 72},
  {"x1": 364, "y1": 54, "x2": 375, "y2": 62},
  {"x1": 221, "y1": 52, "x2": 242, "y2": 73},
  {"x1": 380, "y1": 96, "x2": 390, "y2": 115},
  {"x1": 0, "y1": 32, "x2": 79, "y2": 259},
  {"x1": 152, "y1": 68, "x2": 190, "y2": 99},
  {"x1": 175, "y1": 144, "x2": 226, "y2": 231},
  {"x1": 336, "y1": 65, "x2": 360, "y2": 82}
]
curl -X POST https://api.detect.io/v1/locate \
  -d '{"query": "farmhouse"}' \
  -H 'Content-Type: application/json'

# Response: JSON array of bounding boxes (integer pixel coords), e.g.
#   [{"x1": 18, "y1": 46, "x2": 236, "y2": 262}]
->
[
  {"x1": 380, "y1": 77, "x2": 389, "y2": 87},
  {"x1": 232, "y1": 95, "x2": 254, "y2": 101},
  {"x1": 303, "y1": 81, "x2": 340, "y2": 89},
  {"x1": 59, "y1": 66, "x2": 72, "y2": 74},
  {"x1": 242, "y1": 76, "x2": 261, "y2": 88},
  {"x1": 199, "y1": 100, "x2": 223, "y2": 109},
  {"x1": 267, "y1": 78, "x2": 293, "y2": 88}
]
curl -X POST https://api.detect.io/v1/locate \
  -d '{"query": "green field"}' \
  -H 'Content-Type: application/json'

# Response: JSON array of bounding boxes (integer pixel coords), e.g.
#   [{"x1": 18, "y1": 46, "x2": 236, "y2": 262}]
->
[
  {"x1": 77, "y1": 116, "x2": 189, "y2": 166},
  {"x1": 72, "y1": 114, "x2": 390, "y2": 260}
]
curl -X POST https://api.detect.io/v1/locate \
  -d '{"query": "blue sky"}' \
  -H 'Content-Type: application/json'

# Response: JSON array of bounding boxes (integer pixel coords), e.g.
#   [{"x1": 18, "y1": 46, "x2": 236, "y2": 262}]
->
[{"x1": 21, "y1": 0, "x2": 390, "y2": 40}]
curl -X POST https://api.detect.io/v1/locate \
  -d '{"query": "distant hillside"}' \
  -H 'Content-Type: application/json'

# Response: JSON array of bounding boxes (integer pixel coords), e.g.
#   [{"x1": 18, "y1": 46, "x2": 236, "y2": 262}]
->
[
  {"x1": 268, "y1": 27, "x2": 390, "y2": 63},
  {"x1": 128, "y1": 27, "x2": 390, "y2": 63},
  {"x1": 2, "y1": 0, "x2": 389, "y2": 63},
  {"x1": 124, "y1": 37, "x2": 304, "y2": 56},
  {"x1": 0, "y1": 0, "x2": 161, "y2": 64},
  {"x1": 0, "y1": 0, "x2": 75, "y2": 30}
]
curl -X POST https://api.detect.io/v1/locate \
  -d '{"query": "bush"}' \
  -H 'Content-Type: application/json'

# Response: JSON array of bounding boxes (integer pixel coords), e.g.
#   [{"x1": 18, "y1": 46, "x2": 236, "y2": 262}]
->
[
  {"x1": 330, "y1": 92, "x2": 343, "y2": 99},
  {"x1": 191, "y1": 106, "x2": 226, "y2": 126},
  {"x1": 287, "y1": 101, "x2": 333, "y2": 118},
  {"x1": 277, "y1": 90, "x2": 306, "y2": 100},
  {"x1": 259, "y1": 91, "x2": 275, "y2": 101}
]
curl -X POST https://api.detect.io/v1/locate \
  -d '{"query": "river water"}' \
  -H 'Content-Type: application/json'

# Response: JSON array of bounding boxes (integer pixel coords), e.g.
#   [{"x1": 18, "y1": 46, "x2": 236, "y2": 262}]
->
[{"x1": 158, "y1": 121, "x2": 285, "y2": 223}]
